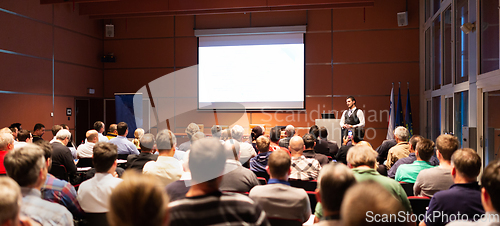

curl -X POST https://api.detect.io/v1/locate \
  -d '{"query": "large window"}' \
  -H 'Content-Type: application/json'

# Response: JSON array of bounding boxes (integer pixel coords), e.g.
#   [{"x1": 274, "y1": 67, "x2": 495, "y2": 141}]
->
[
  {"x1": 445, "y1": 97, "x2": 453, "y2": 134},
  {"x1": 481, "y1": 0, "x2": 500, "y2": 74},
  {"x1": 455, "y1": 0, "x2": 469, "y2": 84},
  {"x1": 443, "y1": 7, "x2": 452, "y2": 85},
  {"x1": 425, "y1": 29, "x2": 432, "y2": 91},
  {"x1": 454, "y1": 91, "x2": 468, "y2": 147},
  {"x1": 432, "y1": 96, "x2": 442, "y2": 140},
  {"x1": 433, "y1": 16, "x2": 442, "y2": 90},
  {"x1": 426, "y1": 100, "x2": 432, "y2": 139}
]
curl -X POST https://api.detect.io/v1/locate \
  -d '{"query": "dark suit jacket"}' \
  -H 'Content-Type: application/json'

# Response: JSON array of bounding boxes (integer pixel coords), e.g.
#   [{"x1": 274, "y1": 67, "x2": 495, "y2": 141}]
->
[
  {"x1": 50, "y1": 142, "x2": 77, "y2": 176},
  {"x1": 335, "y1": 144, "x2": 353, "y2": 165},
  {"x1": 126, "y1": 153, "x2": 158, "y2": 171},
  {"x1": 313, "y1": 139, "x2": 330, "y2": 157},
  {"x1": 327, "y1": 140, "x2": 339, "y2": 158},
  {"x1": 303, "y1": 149, "x2": 329, "y2": 166},
  {"x1": 375, "y1": 139, "x2": 397, "y2": 164}
]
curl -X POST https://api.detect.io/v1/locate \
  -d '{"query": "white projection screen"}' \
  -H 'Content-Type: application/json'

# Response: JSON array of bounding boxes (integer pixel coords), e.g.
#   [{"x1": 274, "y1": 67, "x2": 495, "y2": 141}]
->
[{"x1": 197, "y1": 30, "x2": 305, "y2": 111}]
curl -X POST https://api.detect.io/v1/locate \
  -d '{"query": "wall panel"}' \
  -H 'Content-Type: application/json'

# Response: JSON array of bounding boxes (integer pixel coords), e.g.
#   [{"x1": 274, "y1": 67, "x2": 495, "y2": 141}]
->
[
  {"x1": 195, "y1": 13, "x2": 251, "y2": 29},
  {"x1": 103, "y1": 38, "x2": 174, "y2": 69},
  {"x1": 54, "y1": 3, "x2": 102, "y2": 38},
  {"x1": 104, "y1": 17, "x2": 174, "y2": 39},
  {"x1": 0, "y1": 53, "x2": 52, "y2": 94},
  {"x1": 54, "y1": 62, "x2": 103, "y2": 97},
  {"x1": 1, "y1": 0, "x2": 53, "y2": 23},
  {"x1": 103, "y1": 68, "x2": 175, "y2": 97},
  {"x1": 250, "y1": 11, "x2": 307, "y2": 27},
  {"x1": 54, "y1": 27, "x2": 102, "y2": 68}
]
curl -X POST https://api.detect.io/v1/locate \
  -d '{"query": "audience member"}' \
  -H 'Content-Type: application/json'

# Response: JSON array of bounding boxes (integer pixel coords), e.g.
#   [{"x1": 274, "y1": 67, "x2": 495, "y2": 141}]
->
[
  {"x1": 375, "y1": 139, "x2": 397, "y2": 174},
  {"x1": 109, "y1": 122, "x2": 139, "y2": 155},
  {"x1": 106, "y1": 124, "x2": 118, "y2": 140},
  {"x1": 177, "y1": 123, "x2": 200, "y2": 152},
  {"x1": 395, "y1": 138, "x2": 436, "y2": 183},
  {"x1": 388, "y1": 135, "x2": 439, "y2": 178},
  {"x1": 14, "y1": 129, "x2": 32, "y2": 149},
  {"x1": 168, "y1": 138, "x2": 269, "y2": 226},
  {"x1": 421, "y1": 148, "x2": 484, "y2": 226},
  {"x1": 8, "y1": 126, "x2": 18, "y2": 141},
  {"x1": 220, "y1": 129, "x2": 230, "y2": 141},
  {"x1": 289, "y1": 136, "x2": 322, "y2": 180},
  {"x1": 347, "y1": 145, "x2": 411, "y2": 212},
  {"x1": 279, "y1": 125, "x2": 295, "y2": 148},
  {"x1": 32, "y1": 123, "x2": 45, "y2": 142},
  {"x1": 269, "y1": 127, "x2": 282, "y2": 151},
  {"x1": 50, "y1": 129, "x2": 77, "y2": 180},
  {"x1": 220, "y1": 140, "x2": 259, "y2": 192},
  {"x1": 385, "y1": 126, "x2": 411, "y2": 170},
  {"x1": 250, "y1": 149, "x2": 311, "y2": 222},
  {"x1": 251, "y1": 126, "x2": 264, "y2": 151},
  {"x1": 77, "y1": 142, "x2": 122, "y2": 213},
  {"x1": 108, "y1": 171, "x2": 169, "y2": 226},
  {"x1": 165, "y1": 150, "x2": 192, "y2": 202},
  {"x1": 143, "y1": 129, "x2": 182, "y2": 187},
  {"x1": 50, "y1": 125, "x2": 62, "y2": 143},
  {"x1": 250, "y1": 136, "x2": 272, "y2": 173},
  {"x1": 309, "y1": 125, "x2": 330, "y2": 157},
  {"x1": 4, "y1": 144, "x2": 73, "y2": 225},
  {"x1": 319, "y1": 126, "x2": 339, "y2": 158},
  {"x1": 0, "y1": 177, "x2": 41, "y2": 226},
  {"x1": 335, "y1": 130, "x2": 361, "y2": 165},
  {"x1": 126, "y1": 133, "x2": 158, "y2": 171},
  {"x1": 59, "y1": 124, "x2": 77, "y2": 157},
  {"x1": 415, "y1": 134, "x2": 459, "y2": 197},
  {"x1": 0, "y1": 132, "x2": 14, "y2": 175},
  {"x1": 76, "y1": 129, "x2": 98, "y2": 158},
  {"x1": 231, "y1": 125, "x2": 257, "y2": 166},
  {"x1": 303, "y1": 133, "x2": 329, "y2": 166},
  {"x1": 93, "y1": 121, "x2": 109, "y2": 142},
  {"x1": 341, "y1": 180, "x2": 406, "y2": 226},
  {"x1": 132, "y1": 128, "x2": 144, "y2": 149},
  {"x1": 211, "y1": 125, "x2": 222, "y2": 141}
]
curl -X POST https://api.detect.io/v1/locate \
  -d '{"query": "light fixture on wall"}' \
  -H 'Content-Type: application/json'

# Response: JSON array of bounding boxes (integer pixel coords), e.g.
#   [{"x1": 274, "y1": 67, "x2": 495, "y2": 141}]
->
[{"x1": 460, "y1": 22, "x2": 476, "y2": 34}]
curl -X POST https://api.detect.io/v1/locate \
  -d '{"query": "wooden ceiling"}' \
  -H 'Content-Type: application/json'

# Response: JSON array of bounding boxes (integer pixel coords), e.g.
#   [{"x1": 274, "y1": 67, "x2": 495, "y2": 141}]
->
[{"x1": 40, "y1": 0, "x2": 375, "y2": 19}]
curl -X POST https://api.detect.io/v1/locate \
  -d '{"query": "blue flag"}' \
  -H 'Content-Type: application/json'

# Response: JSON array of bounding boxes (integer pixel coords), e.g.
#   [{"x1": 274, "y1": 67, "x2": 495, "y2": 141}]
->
[
  {"x1": 405, "y1": 88, "x2": 413, "y2": 137},
  {"x1": 395, "y1": 87, "x2": 404, "y2": 127},
  {"x1": 115, "y1": 94, "x2": 143, "y2": 138}
]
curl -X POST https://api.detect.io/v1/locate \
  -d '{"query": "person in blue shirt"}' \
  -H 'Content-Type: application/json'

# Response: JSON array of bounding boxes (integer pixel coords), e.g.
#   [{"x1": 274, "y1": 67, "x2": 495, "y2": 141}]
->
[{"x1": 108, "y1": 122, "x2": 139, "y2": 155}]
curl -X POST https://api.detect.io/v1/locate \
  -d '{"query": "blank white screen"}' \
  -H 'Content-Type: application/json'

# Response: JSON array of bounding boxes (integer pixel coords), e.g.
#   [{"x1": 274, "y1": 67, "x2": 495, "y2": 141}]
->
[{"x1": 198, "y1": 33, "x2": 304, "y2": 110}]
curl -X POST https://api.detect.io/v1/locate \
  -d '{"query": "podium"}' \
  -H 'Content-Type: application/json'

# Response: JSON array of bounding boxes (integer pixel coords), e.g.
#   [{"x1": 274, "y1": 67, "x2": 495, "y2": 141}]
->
[{"x1": 315, "y1": 119, "x2": 342, "y2": 145}]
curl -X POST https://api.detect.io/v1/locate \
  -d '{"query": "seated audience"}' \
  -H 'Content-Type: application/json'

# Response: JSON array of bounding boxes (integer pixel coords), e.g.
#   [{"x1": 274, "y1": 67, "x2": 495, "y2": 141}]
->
[
  {"x1": 32, "y1": 123, "x2": 45, "y2": 142},
  {"x1": 220, "y1": 129, "x2": 230, "y2": 141},
  {"x1": 50, "y1": 129, "x2": 77, "y2": 180},
  {"x1": 319, "y1": 126, "x2": 339, "y2": 158},
  {"x1": 49, "y1": 125, "x2": 62, "y2": 143},
  {"x1": 375, "y1": 138, "x2": 397, "y2": 175},
  {"x1": 395, "y1": 138, "x2": 436, "y2": 183},
  {"x1": 0, "y1": 177, "x2": 41, "y2": 226},
  {"x1": 77, "y1": 129, "x2": 98, "y2": 158},
  {"x1": 302, "y1": 133, "x2": 329, "y2": 166},
  {"x1": 309, "y1": 125, "x2": 330, "y2": 157},
  {"x1": 106, "y1": 124, "x2": 118, "y2": 140},
  {"x1": 108, "y1": 171, "x2": 169, "y2": 226},
  {"x1": 132, "y1": 128, "x2": 144, "y2": 149},
  {"x1": 143, "y1": 129, "x2": 182, "y2": 187},
  {"x1": 0, "y1": 132, "x2": 15, "y2": 175},
  {"x1": 335, "y1": 131, "x2": 361, "y2": 165},
  {"x1": 250, "y1": 149, "x2": 311, "y2": 222},
  {"x1": 93, "y1": 121, "x2": 109, "y2": 142},
  {"x1": 109, "y1": 122, "x2": 139, "y2": 155},
  {"x1": 269, "y1": 127, "x2": 282, "y2": 151},
  {"x1": 77, "y1": 142, "x2": 123, "y2": 213},
  {"x1": 4, "y1": 144, "x2": 73, "y2": 225},
  {"x1": 421, "y1": 148, "x2": 484, "y2": 226},
  {"x1": 279, "y1": 125, "x2": 295, "y2": 148},
  {"x1": 168, "y1": 138, "x2": 269, "y2": 226},
  {"x1": 289, "y1": 136, "x2": 322, "y2": 180},
  {"x1": 8, "y1": 125, "x2": 18, "y2": 141},
  {"x1": 126, "y1": 133, "x2": 158, "y2": 171},
  {"x1": 414, "y1": 134, "x2": 458, "y2": 197},
  {"x1": 211, "y1": 125, "x2": 222, "y2": 141},
  {"x1": 220, "y1": 140, "x2": 259, "y2": 192},
  {"x1": 177, "y1": 123, "x2": 200, "y2": 152},
  {"x1": 341, "y1": 181, "x2": 406, "y2": 226},
  {"x1": 14, "y1": 129, "x2": 32, "y2": 149},
  {"x1": 250, "y1": 126, "x2": 264, "y2": 152},
  {"x1": 347, "y1": 145, "x2": 411, "y2": 212},
  {"x1": 388, "y1": 135, "x2": 439, "y2": 178},
  {"x1": 385, "y1": 126, "x2": 411, "y2": 170},
  {"x1": 250, "y1": 136, "x2": 272, "y2": 173},
  {"x1": 165, "y1": 150, "x2": 192, "y2": 202},
  {"x1": 231, "y1": 125, "x2": 257, "y2": 166}
]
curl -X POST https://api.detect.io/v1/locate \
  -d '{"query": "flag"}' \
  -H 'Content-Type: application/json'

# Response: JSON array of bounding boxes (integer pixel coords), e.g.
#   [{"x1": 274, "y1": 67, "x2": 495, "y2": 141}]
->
[
  {"x1": 386, "y1": 87, "x2": 395, "y2": 140},
  {"x1": 395, "y1": 86, "x2": 404, "y2": 127},
  {"x1": 115, "y1": 93, "x2": 143, "y2": 138},
  {"x1": 405, "y1": 87, "x2": 413, "y2": 137}
]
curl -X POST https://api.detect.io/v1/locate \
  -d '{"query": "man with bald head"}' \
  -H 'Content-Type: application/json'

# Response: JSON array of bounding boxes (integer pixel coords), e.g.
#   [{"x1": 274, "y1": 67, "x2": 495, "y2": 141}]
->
[
  {"x1": 289, "y1": 136, "x2": 322, "y2": 180},
  {"x1": 76, "y1": 130, "x2": 99, "y2": 158}
]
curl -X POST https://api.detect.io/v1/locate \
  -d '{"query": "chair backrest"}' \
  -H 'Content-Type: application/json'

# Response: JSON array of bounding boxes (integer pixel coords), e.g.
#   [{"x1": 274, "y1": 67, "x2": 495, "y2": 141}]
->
[
  {"x1": 76, "y1": 158, "x2": 94, "y2": 168},
  {"x1": 399, "y1": 182, "x2": 415, "y2": 197},
  {"x1": 253, "y1": 171, "x2": 270, "y2": 181},
  {"x1": 408, "y1": 196, "x2": 431, "y2": 225},
  {"x1": 268, "y1": 218, "x2": 302, "y2": 226},
  {"x1": 257, "y1": 177, "x2": 267, "y2": 185},
  {"x1": 289, "y1": 179, "x2": 317, "y2": 191},
  {"x1": 117, "y1": 154, "x2": 129, "y2": 160},
  {"x1": 306, "y1": 191, "x2": 317, "y2": 214},
  {"x1": 50, "y1": 164, "x2": 69, "y2": 182},
  {"x1": 84, "y1": 212, "x2": 109, "y2": 226}
]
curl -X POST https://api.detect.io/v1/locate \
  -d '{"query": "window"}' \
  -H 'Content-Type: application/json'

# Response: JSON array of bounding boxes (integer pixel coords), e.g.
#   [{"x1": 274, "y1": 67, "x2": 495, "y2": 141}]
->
[
  {"x1": 425, "y1": 29, "x2": 431, "y2": 91},
  {"x1": 432, "y1": 96, "x2": 441, "y2": 140},
  {"x1": 454, "y1": 91, "x2": 468, "y2": 147},
  {"x1": 481, "y1": 0, "x2": 500, "y2": 74},
  {"x1": 425, "y1": 0, "x2": 432, "y2": 21},
  {"x1": 426, "y1": 100, "x2": 432, "y2": 139},
  {"x1": 433, "y1": 16, "x2": 442, "y2": 90},
  {"x1": 433, "y1": 0, "x2": 441, "y2": 15},
  {"x1": 443, "y1": 7, "x2": 452, "y2": 85},
  {"x1": 445, "y1": 97, "x2": 453, "y2": 134},
  {"x1": 455, "y1": 0, "x2": 469, "y2": 84}
]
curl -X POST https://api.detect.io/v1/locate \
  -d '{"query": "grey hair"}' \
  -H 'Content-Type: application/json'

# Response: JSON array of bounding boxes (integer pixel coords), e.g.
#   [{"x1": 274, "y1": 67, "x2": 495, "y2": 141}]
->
[
  {"x1": 191, "y1": 132, "x2": 206, "y2": 144},
  {"x1": 285, "y1": 125, "x2": 295, "y2": 137},
  {"x1": 0, "y1": 133, "x2": 14, "y2": 150},
  {"x1": 394, "y1": 126, "x2": 409, "y2": 141},
  {"x1": 189, "y1": 138, "x2": 226, "y2": 183},
  {"x1": 156, "y1": 129, "x2": 177, "y2": 150},
  {"x1": 0, "y1": 177, "x2": 21, "y2": 224},
  {"x1": 4, "y1": 144, "x2": 46, "y2": 187},
  {"x1": 185, "y1": 123, "x2": 200, "y2": 140},
  {"x1": 231, "y1": 125, "x2": 245, "y2": 141},
  {"x1": 55, "y1": 129, "x2": 71, "y2": 141}
]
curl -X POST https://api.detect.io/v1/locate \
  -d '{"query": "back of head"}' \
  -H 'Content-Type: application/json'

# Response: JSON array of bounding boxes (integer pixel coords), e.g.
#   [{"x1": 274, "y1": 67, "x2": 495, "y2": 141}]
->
[
  {"x1": 223, "y1": 140, "x2": 240, "y2": 160},
  {"x1": 0, "y1": 128, "x2": 12, "y2": 135},
  {"x1": 189, "y1": 138, "x2": 225, "y2": 183},
  {"x1": 302, "y1": 133, "x2": 315, "y2": 149},
  {"x1": 33, "y1": 123, "x2": 45, "y2": 132},
  {"x1": 4, "y1": 144, "x2": 46, "y2": 187},
  {"x1": 341, "y1": 180, "x2": 405, "y2": 226},
  {"x1": 231, "y1": 125, "x2": 245, "y2": 141},
  {"x1": 251, "y1": 126, "x2": 263, "y2": 142},
  {"x1": 436, "y1": 134, "x2": 459, "y2": 160},
  {"x1": 86, "y1": 130, "x2": 99, "y2": 142},
  {"x1": 288, "y1": 136, "x2": 304, "y2": 153},
  {"x1": 17, "y1": 130, "x2": 31, "y2": 142},
  {"x1": 481, "y1": 160, "x2": 500, "y2": 212},
  {"x1": 347, "y1": 145, "x2": 378, "y2": 168},
  {"x1": 93, "y1": 121, "x2": 104, "y2": 132},
  {"x1": 352, "y1": 129, "x2": 363, "y2": 143},
  {"x1": 140, "y1": 133, "x2": 156, "y2": 152},
  {"x1": 318, "y1": 163, "x2": 356, "y2": 212},
  {"x1": 408, "y1": 135, "x2": 423, "y2": 151},
  {"x1": 269, "y1": 127, "x2": 280, "y2": 143},
  {"x1": 109, "y1": 124, "x2": 117, "y2": 133},
  {"x1": 51, "y1": 124, "x2": 62, "y2": 136},
  {"x1": 134, "y1": 128, "x2": 144, "y2": 139},
  {"x1": 191, "y1": 132, "x2": 206, "y2": 144},
  {"x1": 211, "y1": 125, "x2": 222, "y2": 138},
  {"x1": 256, "y1": 136, "x2": 270, "y2": 153},
  {"x1": 10, "y1": 123, "x2": 21, "y2": 131},
  {"x1": 117, "y1": 122, "x2": 128, "y2": 136},
  {"x1": 415, "y1": 139, "x2": 435, "y2": 162},
  {"x1": 394, "y1": 126, "x2": 409, "y2": 142},
  {"x1": 0, "y1": 133, "x2": 14, "y2": 151},
  {"x1": 319, "y1": 126, "x2": 329, "y2": 139},
  {"x1": 220, "y1": 129, "x2": 230, "y2": 140},
  {"x1": 309, "y1": 125, "x2": 319, "y2": 139},
  {"x1": 185, "y1": 123, "x2": 200, "y2": 140},
  {"x1": 451, "y1": 148, "x2": 481, "y2": 179},
  {"x1": 285, "y1": 125, "x2": 295, "y2": 137},
  {"x1": 60, "y1": 124, "x2": 69, "y2": 130},
  {"x1": 108, "y1": 171, "x2": 168, "y2": 226},
  {"x1": 56, "y1": 129, "x2": 71, "y2": 141},
  {"x1": 93, "y1": 142, "x2": 118, "y2": 173},
  {"x1": 34, "y1": 140, "x2": 53, "y2": 161},
  {"x1": 0, "y1": 177, "x2": 21, "y2": 225},
  {"x1": 268, "y1": 149, "x2": 291, "y2": 178},
  {"x1": 155, "y1": 129, "x2": 176, "y2": 152}
]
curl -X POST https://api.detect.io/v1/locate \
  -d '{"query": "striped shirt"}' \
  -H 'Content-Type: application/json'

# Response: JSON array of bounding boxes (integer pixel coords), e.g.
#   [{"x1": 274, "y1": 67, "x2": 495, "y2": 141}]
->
[
  {"x1": 290, "y1": 155, "x2": 322, "y2": 180},
  {"x1": 168, "y1": 191, "x2": 270, "y2": 226}
]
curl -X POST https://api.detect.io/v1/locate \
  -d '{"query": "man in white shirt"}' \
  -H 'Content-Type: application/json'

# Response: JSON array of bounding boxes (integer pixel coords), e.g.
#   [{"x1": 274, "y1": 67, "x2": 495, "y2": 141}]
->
[
  {"x1": 76, "y1": 130, "x2": 98, "y2": 159},
  {"x1": 339, "y1": 96, "x2": 365, "y2": 140},
  {"x1": 14, "y1": 129, "x2": 32, "y2": 149},
  {"x1": 77, "y1": 142, "x2": 122, "y2": 213},
  {"x1": 231, "y1": 125, "x2": 257, "y2": 166},
  {"x1": 93, "y1": 121, "x2": 109, "y2": 142},
  {"x1": 143, "y1": 129, "x2": 183, "y2": 187}
]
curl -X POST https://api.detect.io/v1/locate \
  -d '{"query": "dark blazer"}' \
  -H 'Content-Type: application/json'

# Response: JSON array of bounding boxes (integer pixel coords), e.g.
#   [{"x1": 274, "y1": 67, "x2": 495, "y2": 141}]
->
[
  {"x1": 327, "y1": 140, "x2": 339, "y2": 158},
  {"x1": 335, "y1": 143, "x2": 353, "y2": 165},
  {"x1": 50, "y1": 142, "x2": 77, "y2": 176},
  {"x1": 126, "y1": 153, "x2": 159, "y2": 171},
  {"x1": 313, "y1": 139, "x2": 330, "y2": 157},
  {"x1": 303, "y1": 149, "x2": 329, "y2": 166}
]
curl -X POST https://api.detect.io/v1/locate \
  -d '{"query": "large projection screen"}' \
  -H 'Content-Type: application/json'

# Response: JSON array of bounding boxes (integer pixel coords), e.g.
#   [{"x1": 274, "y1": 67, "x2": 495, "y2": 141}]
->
[{"x1": 198, "y1": 31, "x2": 305, "y2": 111}]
